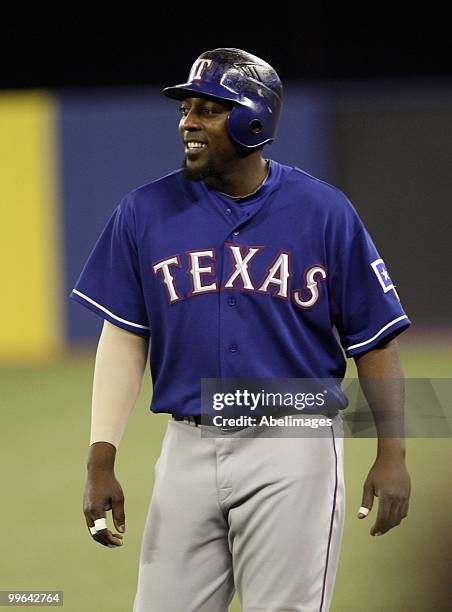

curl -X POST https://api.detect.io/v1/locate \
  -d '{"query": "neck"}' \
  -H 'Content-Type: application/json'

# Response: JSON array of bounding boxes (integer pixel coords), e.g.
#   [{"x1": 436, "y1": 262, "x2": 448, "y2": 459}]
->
[{"x1": 205, "y1": 153, "x2": 268, "y2": 198}]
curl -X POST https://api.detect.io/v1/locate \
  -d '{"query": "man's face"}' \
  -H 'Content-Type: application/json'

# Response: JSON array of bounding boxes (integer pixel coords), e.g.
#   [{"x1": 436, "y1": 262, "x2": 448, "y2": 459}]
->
[{"x1": 178, "y1": 95, "x2": 238, "y2": 181}]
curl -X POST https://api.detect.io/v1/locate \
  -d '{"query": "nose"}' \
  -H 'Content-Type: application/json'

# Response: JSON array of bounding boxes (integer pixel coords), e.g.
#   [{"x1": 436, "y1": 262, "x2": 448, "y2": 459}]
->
[{"x1": 179, "y1": 107, "x2": 200, "y2": 133}]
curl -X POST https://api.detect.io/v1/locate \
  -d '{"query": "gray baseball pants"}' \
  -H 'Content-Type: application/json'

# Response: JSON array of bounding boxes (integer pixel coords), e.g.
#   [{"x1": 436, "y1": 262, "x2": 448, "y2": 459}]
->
[{"x1": 133, "y1": 416, "x2": 345, "y2": 612}]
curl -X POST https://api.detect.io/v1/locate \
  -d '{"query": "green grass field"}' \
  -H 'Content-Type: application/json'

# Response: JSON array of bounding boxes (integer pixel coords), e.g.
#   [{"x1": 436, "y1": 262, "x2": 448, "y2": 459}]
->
[{"x1": 0, "y1": 339, "x2": 451, "y2": 611}]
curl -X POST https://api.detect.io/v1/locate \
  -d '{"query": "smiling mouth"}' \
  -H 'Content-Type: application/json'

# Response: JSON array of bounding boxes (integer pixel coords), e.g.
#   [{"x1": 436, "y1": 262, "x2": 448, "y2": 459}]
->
[{"x1": 185, "y1": 141, "x2": 207, "y2": 153}]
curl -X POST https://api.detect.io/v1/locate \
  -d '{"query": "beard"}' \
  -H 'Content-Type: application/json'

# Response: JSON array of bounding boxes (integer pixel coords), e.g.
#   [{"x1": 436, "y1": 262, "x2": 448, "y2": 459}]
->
[
  {"x1": 181, "y1": 144, "x2": 253, "y2": 182},
  {"x1": 181, "y1": 158, "x2": 219, "y2": 182}
]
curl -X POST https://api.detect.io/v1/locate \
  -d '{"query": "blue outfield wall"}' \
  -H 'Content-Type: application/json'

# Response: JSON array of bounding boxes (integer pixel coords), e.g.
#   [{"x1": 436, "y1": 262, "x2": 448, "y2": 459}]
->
[{"x1": 59, "y1": 85, "x2": 334, "y2": 343}]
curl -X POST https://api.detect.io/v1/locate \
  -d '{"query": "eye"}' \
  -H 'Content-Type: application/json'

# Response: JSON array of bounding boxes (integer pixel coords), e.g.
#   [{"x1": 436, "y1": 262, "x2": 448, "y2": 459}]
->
[{"x1": 179, "y1": 106, "x2": 189, "y2": 116}]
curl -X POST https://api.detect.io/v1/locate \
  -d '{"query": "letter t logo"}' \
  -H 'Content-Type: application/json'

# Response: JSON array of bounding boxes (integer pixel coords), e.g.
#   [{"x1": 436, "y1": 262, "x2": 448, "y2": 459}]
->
[{"x1": 192, "y1": 59, "x2": 213, "y2": 80}]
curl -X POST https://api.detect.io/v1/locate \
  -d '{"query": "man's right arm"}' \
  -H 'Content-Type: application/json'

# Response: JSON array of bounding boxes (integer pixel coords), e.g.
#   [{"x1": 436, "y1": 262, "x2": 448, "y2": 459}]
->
[{"x1": 84, "y1": 320, "x2": 150, "y2": 547}]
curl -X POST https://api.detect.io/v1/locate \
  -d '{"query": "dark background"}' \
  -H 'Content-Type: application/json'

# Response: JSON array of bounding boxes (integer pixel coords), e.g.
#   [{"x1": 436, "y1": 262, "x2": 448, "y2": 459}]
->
[{"x1": 1, "y1": 17, "x2": 451, "y2": 89}]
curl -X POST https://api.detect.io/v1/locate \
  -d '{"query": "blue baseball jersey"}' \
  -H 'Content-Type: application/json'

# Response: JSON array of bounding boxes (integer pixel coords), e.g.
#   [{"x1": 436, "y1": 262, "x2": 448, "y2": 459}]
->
[{"x1": 70, "y1": 161, "x2": 411, "y2": 416}]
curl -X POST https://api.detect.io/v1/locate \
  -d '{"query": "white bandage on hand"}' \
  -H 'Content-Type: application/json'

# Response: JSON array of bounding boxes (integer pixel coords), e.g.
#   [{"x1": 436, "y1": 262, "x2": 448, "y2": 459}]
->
[
  {"x1": 94, "y1": 517, "x2": 108, "y2": 531},
  {"x1": 90, "y1": 517, "x2": 108, "y2": 535}
]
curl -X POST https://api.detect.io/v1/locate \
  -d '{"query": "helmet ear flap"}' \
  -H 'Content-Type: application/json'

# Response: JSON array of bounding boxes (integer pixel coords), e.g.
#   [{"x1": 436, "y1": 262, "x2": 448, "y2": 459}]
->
[{"x1": 227, "y1": 101, "x2": 275, "y2": 149}]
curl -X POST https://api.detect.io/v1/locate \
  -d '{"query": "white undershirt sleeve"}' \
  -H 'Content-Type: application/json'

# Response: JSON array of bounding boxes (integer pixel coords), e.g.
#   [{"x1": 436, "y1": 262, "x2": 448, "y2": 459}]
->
[{"x1": 90, "y1": 319, "x2": 150, "y2": 449}]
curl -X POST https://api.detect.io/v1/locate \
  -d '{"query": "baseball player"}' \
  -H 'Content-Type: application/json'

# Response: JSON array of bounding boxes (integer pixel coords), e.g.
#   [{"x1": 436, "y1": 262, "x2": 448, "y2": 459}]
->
[{"x1": 72, "y1": 48, "x2": 412, "y2": 611}]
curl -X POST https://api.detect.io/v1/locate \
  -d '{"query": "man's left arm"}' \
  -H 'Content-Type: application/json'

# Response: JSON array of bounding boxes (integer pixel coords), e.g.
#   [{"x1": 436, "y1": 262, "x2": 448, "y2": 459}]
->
[{"x1": 354, "y1": 338, "x2": 411, "y2": 536}]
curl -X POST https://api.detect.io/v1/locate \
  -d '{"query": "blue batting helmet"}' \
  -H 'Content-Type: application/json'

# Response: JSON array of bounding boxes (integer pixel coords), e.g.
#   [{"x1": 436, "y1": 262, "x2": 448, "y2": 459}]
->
[{"x1": 162, "y1": 48, "x2": 283, "y2": 149}]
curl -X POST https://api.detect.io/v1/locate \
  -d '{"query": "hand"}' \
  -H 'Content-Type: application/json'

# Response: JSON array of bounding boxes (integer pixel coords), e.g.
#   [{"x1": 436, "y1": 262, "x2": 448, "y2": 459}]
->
[
  {"x1": 83, "y1": 469, "x2": 126, "y2": 547},
  {"x1": 358, "y1": 455, "x2": 411, "y2": 536}
]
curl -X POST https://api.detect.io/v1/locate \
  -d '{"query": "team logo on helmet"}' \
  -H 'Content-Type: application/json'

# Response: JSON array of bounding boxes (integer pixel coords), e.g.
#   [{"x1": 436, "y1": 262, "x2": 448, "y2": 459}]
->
[{"x1": 192, "y1": 59, "x2": 213, "y2": 81}]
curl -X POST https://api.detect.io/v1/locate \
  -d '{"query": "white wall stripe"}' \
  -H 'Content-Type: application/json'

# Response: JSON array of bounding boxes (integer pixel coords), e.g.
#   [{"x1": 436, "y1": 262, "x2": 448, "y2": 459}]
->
[
  {"x1": 346, "y1": 315, "x2": 409, "y2": 352},
  {"x1": 71, "y1": 289, "x2": 150, "y2": 330}
]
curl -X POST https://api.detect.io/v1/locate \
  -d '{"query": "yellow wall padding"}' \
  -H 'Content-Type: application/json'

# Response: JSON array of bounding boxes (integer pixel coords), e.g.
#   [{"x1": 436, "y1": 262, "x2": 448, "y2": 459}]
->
[{"x1": 0, "y1": 92, "x2": 63, "y2": 361}]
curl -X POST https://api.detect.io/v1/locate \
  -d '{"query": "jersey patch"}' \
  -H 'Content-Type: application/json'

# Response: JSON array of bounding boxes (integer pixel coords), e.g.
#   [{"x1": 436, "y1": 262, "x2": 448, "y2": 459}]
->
[{"x1": 371, "y1": 258, "x2": 395, "y2": 293}]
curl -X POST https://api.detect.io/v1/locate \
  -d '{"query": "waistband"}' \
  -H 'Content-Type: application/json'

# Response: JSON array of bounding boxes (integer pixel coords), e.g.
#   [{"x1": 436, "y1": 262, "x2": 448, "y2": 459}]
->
[
  {"x1": 172, "y1": 415, "x2": 203, "y2": 426},
  {"x1": 172, "y1": 414, "x2": 252, "y2": 433}
]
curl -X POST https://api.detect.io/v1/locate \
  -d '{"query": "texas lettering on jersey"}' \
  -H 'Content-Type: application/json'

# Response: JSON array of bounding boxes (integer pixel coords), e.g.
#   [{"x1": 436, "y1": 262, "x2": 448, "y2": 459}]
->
[{"x1": 152, "y1": 244, "x2": 327, "y2": 309}]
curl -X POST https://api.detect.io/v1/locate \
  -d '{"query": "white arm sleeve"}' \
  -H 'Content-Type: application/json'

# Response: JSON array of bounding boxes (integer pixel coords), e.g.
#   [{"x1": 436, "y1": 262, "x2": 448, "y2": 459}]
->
[{"x1": 90, "y1": 319, "x2": 150, "y2": 449}]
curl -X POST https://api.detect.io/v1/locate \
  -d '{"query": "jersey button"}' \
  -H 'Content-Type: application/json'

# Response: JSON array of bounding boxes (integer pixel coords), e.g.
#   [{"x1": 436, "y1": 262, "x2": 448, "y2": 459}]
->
[
  {"x1": 233, "y1": 230, "x2": 240, "y2": 236},
  {"x1": 229, "y1": 344, "x2": 238, "y2": 353},
  {"x1": 228, "y1": 296, "x2": 236, "y2": 306},
  {"x1": 225, "y1": 208, "x2": 232, "y2": 215}
]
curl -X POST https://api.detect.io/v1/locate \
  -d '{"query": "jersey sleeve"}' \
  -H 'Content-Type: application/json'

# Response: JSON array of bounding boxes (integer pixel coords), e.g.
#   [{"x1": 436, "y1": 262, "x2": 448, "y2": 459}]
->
[
  {"x1": 329, "y1": 227, "x2": 410, "y2": 357},
  {"x1": 69, "y1": 195, "x2": 150, "y2": 336}
]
